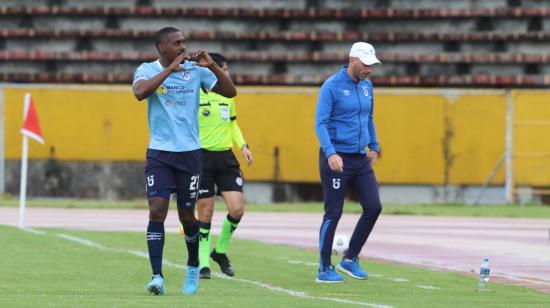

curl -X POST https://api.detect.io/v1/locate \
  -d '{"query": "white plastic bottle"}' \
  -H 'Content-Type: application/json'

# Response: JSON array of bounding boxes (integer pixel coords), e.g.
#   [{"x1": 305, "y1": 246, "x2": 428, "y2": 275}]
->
[{"x1": 478, "y1": 258, "x2": 490, "y2": 290}]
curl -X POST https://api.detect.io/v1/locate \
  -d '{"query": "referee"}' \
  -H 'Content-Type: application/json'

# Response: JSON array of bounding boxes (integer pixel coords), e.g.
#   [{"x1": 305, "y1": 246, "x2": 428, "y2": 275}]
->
[{"x1": 196, "y1": 53, "x2": 253, "y2": 279}]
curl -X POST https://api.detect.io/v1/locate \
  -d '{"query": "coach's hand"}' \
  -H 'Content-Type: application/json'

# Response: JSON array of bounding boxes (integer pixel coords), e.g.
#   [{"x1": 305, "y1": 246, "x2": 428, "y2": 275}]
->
[
  {"x1": 242, "y1": 145, "x2": 254, "y2": 167},
  {"x1": 368, "y1": 151, "x2": 379, "y2": 166},
  {"x1": 328, "y1": 154, "x2": 344, "y2": 173}
]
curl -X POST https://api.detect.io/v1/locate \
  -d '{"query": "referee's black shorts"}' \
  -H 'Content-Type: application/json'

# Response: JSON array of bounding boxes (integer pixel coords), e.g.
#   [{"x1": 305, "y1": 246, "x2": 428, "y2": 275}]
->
[{"x1": 198, "y1": 149, "x2": 244, "y2": 199}]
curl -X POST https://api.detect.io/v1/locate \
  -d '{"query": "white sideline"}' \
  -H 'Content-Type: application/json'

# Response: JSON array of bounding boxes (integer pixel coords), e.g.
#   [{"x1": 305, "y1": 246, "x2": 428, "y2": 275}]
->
[
  {"x1": 52, "y1": 231, "x2": 394, "y2": 308},
  {"x1": 21, "y1": 228, "x2": 46, "y2": 235}
]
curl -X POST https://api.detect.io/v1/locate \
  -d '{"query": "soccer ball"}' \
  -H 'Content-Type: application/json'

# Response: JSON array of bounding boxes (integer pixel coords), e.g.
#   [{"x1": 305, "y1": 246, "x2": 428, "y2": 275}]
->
[{"x1": 332, "y1": 234, "x2": 349, "y2": 256}]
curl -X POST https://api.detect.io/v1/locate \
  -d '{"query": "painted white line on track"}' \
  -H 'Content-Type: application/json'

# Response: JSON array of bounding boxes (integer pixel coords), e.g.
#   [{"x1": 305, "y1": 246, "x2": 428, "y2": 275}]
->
[{"x1": 53, "y1": 232, "x2": 394, "y2": 308}]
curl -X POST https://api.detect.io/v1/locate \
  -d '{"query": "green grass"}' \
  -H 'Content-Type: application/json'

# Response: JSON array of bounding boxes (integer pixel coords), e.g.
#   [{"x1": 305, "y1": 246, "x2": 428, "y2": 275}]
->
[
  {"x1": 2, "y1": 195, "x2": 550, "y2": 218},
  {"x1": 0, "y1": 225, "x2": 548, "y2": 307}
]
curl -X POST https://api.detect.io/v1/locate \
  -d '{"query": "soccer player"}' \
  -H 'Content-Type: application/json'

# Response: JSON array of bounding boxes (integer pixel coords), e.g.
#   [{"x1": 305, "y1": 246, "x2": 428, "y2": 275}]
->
[
  {"x1": 314, "y1": 42, "x2": 382, "y2": 283},
  {"x1": 195, "y1": 53, "x2": 253, "y2": 279},
  {"x1": 132, "y1": 27, "x2": 236, "y2": 295}
]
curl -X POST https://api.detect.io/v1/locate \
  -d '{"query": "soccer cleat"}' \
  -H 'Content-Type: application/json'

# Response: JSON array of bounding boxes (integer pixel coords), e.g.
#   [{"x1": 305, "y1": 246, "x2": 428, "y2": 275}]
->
[
  {"x1": 199, "y1": 267, "x2": 211, "y2": 279},
  {"x1": 316, "y1": 265, "x2": 346, "y2": 283},
  {"x1": 210, "y1": 249, "x2": 234, "y2": 277},
  {"x1": 183, "y1": 266, "x2": 200, "y2": 295},
  {"x1": 336, "y1": 257, "x2": 368, "y2": 279},
  {"x1": 146, "y1": 274, "x2": 165, "y2": 295}
]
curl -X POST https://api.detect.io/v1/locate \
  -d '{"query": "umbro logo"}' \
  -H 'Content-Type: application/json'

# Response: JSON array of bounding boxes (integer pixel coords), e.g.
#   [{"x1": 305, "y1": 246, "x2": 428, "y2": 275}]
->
[{"x1": 343, "y1": 89, "x2": 350, "y2": 96}]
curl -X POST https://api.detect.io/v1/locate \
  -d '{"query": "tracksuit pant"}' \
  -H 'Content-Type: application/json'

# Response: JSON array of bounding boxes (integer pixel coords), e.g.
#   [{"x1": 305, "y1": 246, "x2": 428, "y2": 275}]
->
[{"x1": 318, "y1": 150, "x2": 382, "y2": 270}]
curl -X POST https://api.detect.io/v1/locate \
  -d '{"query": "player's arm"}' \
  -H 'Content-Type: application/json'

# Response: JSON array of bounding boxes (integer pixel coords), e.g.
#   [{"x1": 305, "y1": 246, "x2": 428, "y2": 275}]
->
[
  {"x1": 133, "y1": 53, "x2": 186, "y2": 101},
  {"x1": 192, "y1": 50, "x2": 237, "y2": 98}
]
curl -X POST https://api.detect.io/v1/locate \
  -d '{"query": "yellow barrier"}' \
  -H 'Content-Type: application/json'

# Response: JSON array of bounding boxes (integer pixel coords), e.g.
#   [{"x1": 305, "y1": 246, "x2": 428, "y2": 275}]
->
[
  {"x1": 511, "y1": 91, "x2": 550, "y2": 186},
  {"x1": 3, "y1": 85, "x2": 549, "y2": 185}
]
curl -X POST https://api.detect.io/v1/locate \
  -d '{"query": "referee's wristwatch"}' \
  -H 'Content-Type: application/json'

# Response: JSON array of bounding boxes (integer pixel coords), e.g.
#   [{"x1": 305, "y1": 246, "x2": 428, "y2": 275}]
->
[{"x1": 242, "y1": 144, "x2": 249, "y2": 150}]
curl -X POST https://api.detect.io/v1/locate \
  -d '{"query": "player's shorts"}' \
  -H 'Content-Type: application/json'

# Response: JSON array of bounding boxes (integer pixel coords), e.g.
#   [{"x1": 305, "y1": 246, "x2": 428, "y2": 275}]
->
[
  {"x1": 144, "y1": 148, "x2": 202, "y2": 208},
  {"x1": 198, "y1": 149, "x2": 243, "y2": 199}
]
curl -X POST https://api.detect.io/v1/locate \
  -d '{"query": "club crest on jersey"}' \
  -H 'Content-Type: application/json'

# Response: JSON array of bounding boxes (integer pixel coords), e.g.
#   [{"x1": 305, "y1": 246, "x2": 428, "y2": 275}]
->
[
  {"x1": 181, "y1": 70, "x2": 191, "y2": 80},
  {"x1": 332, "y1": 178, "x2": 341, "y2": 189},
  {"x1": 362, "y1": 86, "x2": 369, "y2": 97},
  {"x1": 202, "y1": 109, "x2": 210, "y2": 116}
]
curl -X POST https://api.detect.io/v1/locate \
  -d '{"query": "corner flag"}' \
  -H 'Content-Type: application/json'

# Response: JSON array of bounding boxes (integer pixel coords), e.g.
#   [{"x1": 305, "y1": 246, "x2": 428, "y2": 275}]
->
[
  {"x1": 21, "y1": 94, "x2": 44, "y2": 144},
  {"x1": 19, "y1": 93, "x2": 44, "y2": 228}
]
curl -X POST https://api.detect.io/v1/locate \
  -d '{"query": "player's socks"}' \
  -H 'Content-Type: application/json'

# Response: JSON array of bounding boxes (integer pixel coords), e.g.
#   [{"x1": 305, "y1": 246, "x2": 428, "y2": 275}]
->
[
  {"x1": 215, "y1": 214, "x2": 240, "y2": 254},
  {"x1": 147, "y1": 220, "x2": 165, "y2": 277},
  {"x1": 198, "y1": 221, "x2": 211, "y2": 269},
  {"x1": 184, "y1": 220, "x2": 200, "y2": 267}
]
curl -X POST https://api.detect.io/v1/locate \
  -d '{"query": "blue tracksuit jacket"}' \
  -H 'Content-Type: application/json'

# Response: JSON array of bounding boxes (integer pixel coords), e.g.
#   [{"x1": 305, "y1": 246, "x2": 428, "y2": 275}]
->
[{"x1": 315, "y1": 65, "x2": 380, "y2": 157}]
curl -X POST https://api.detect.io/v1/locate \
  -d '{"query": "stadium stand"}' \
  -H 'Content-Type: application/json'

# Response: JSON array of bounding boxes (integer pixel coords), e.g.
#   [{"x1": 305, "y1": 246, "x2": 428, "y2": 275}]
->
[{"x1": 1, "y1": 0, "x2": 550, "y2": 86}]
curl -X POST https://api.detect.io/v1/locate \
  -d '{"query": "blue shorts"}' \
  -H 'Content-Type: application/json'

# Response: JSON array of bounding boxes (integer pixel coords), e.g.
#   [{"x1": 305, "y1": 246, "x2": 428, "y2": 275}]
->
[{"x1": 144, "y1": 148, "x2": 202, "y2": 208}]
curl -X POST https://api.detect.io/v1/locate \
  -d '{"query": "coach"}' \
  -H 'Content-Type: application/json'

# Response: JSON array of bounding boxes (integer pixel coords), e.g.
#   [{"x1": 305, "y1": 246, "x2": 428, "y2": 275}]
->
[{"x1": 314, "y1": 42, "x2": 383, "y2": 283}]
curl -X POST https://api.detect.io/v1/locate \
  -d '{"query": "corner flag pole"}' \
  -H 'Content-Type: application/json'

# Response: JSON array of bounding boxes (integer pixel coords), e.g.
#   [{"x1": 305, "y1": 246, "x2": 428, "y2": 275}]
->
[
  {"x1": 19, "y1": 93, "x2": 44, "y2": 228},
  {"x1": 19, "y1": 129, "x2": 29, "y2": 228}
]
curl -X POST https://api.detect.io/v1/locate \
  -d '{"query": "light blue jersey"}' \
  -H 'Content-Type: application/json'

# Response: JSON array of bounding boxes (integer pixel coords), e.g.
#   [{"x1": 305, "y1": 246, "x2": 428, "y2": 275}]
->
[{"x1": 133, "y1": 60, "x2": 218, "y2": 152}]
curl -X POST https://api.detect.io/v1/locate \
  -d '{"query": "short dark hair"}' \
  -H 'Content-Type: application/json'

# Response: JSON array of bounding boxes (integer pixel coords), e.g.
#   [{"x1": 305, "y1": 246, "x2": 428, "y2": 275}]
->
[
  {"x1": 155, "y1": 27, "x2": 180, "y2": 51},
  {"x1": 209, "y1": 53, "x2": 226, "y2": 67}
]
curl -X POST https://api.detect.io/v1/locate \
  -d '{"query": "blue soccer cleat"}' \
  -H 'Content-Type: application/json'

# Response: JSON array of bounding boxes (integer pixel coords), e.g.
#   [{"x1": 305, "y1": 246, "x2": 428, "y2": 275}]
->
[
  {"x1": 183, "y1": 266, "x2": 200, "y2": 295},
  {"x1": 316, "y1": 265, "x2": 346, "y2": 283},
  {"x1": 146, "y1": 274, "x2": 165, "y2": 295},
  {"x1": 336, "y1": 257, "x2": 368, "y2": 279}
]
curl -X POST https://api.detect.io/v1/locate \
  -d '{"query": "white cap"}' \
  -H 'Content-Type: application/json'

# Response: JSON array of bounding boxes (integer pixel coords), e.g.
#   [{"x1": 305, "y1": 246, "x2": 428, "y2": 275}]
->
[{"x1": 349, "y1": 42, "x2": 381, "y2": 65}]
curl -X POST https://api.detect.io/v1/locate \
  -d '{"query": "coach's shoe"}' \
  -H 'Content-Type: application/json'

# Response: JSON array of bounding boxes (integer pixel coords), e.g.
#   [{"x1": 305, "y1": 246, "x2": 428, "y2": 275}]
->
[
  {"x1": 199, "y1": 267, "x2": 211, "y2": 279},
  {"x1": 336, "y1": 257, "x2": 368, "y2": 279},
  {"x1": 316, "y1": 266, "x2": 346, "y2": 283},
  {"x1": 146, "y1": 274, "x2": 165, "y2": 295},
  {"x1": 211, "y1": 249, "x2": 235, "y2": 277},
  {"x1": 183, "y1": 266, "x2": 200, "y2": 295}
]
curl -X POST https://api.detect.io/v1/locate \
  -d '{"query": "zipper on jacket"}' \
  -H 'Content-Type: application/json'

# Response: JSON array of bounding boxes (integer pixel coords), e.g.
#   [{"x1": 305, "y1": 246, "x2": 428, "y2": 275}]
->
[{"x1": 356, "y1": 84, "x2": 362, "y2": 153}]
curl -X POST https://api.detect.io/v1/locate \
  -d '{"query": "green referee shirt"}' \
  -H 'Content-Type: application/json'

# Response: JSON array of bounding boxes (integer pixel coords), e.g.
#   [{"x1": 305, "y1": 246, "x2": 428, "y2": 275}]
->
[{"x1": 199, "y1": 90, "x2": 246, "y2": 151}]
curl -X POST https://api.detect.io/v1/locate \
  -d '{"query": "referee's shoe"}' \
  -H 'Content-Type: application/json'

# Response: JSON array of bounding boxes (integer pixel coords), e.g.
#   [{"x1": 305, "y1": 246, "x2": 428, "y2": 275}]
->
[{"x1": 211, "y1": 249, "x2": 235, "y2": 277}]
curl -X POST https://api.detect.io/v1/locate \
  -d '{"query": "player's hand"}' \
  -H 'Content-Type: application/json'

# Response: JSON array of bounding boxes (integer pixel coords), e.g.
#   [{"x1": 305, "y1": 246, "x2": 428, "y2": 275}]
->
[
  {"x1": 368, "y1": 151, "x2": 379, "y2": 166},
  {"x1": 328, "y1": 154, "x2": 344, "y2": 173},
  {"x1": 242, "y1": 145, "x2": 254, "y2": 167},
  {"x1": 168, "y1": 53, "x2": 186, "y2": 72},
  {"x1": 190, "y1": 50, "x2": 216, "y2": 68}
]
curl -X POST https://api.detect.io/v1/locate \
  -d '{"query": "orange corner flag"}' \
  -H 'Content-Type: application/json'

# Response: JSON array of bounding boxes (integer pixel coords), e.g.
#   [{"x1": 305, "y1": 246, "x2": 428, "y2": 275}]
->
[{"x1": 21, "y1": 94, "x2": 44, "y2": 144}]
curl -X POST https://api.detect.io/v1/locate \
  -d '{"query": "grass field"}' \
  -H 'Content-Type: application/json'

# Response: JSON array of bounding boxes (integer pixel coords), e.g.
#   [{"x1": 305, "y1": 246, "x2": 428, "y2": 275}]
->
[
  {"x1": 1, "y1": 225, "x2": 549, "y2": 307},
  {"x1": 2, "y1": 195, "x2": 550, "y2": 218}
]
